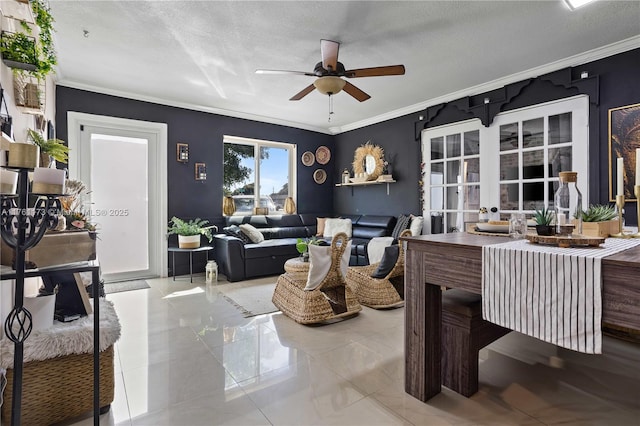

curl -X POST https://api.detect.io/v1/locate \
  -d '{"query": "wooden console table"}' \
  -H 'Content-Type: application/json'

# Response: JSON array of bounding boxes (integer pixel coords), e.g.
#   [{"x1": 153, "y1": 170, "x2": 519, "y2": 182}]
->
[{"x1": 401, "y1": 232, "x2": 640, "y2": 402}]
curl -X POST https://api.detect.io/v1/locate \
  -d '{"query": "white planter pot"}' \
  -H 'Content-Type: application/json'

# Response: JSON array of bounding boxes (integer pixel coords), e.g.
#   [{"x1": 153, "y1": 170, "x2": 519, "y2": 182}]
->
[{"x1": 178, "y1": 234, "x2": 200, "y2": 249}]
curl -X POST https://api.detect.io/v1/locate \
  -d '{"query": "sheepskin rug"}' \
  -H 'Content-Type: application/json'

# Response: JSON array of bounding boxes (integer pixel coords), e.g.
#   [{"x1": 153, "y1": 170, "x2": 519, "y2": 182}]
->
[{"x1": 0, "y1": 299, "x2": 121, "y2": 368}]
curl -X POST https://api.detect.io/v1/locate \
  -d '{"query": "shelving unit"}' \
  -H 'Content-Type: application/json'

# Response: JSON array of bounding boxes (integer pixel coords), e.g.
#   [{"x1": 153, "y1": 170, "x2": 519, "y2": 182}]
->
[
  {"x1": 335, "y1": 179, "x2": 396, "y2": 195},
  {"x1": 0, "y1": 166, "x2": 102, "y2": 426}
]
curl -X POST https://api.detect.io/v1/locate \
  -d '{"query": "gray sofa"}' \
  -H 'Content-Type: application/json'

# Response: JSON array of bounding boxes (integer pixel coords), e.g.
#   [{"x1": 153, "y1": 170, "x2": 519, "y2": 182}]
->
[{"x1": 213, "y1": 214, "x2": 397, "y2": 282}]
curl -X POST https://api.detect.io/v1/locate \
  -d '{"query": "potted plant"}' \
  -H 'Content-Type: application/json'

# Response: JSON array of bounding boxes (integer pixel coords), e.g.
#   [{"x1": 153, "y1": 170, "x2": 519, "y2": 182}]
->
[
  {"x1": 533, "y1": 206, "x2": 554, "y2": 236},
  {"x1": 168, "y1": 217, "x2": 216, "y2": 249},
  {"x1": 0, "y1": 30, "x2": 38, "y2": 71},
  {"x1": 27, "y1": 129, "x2": 69, "y2": 167},
  {"x1": 295, "y1": 236, "x2": 321, "y2": 262},
  {"x1": 579, "y1": 204, "x2": 618, "y2": 237}
]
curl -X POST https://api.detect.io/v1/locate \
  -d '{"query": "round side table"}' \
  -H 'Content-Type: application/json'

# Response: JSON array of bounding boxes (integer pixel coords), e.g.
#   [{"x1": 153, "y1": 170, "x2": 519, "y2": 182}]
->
[{"x1": 284, "y1": 256, "x2": 310, "y2": 278}]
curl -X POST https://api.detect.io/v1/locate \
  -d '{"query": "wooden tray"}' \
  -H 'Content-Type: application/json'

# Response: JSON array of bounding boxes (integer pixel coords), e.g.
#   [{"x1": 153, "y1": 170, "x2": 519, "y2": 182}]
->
[{"x1": 526, "y1": 234, "x2": 605, "y2": 248}]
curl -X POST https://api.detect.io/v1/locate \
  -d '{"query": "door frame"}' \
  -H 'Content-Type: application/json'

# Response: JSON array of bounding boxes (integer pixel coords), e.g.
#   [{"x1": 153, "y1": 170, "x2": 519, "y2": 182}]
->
[{"x1": 67, "y1": 112, "x2": 168, "y2": 278}]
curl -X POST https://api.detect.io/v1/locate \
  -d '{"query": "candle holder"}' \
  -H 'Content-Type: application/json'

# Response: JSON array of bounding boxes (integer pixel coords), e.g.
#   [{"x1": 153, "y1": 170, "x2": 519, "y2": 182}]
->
[
  {"x1": 632, "y1": 185, "x2": 640, "y2": 238},
  {"x1": 610, "y1": 194, "x2": 630, "y2": 238}
]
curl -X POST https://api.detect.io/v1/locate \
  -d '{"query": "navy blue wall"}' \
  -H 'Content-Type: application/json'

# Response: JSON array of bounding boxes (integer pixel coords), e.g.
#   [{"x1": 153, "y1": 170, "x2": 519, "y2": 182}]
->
[
  {"x1": 55, "y1": 87, "x2": 335, "y2": 228},
  {"x1": 334, "y1": 48, "x2": 640, "y2": 225}
]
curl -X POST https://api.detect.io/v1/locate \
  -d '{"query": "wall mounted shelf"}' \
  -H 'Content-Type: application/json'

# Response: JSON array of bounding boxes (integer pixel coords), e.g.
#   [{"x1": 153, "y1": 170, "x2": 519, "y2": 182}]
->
[{"x1": 335, "y1": 179, "x2": 396, "y2": 195}]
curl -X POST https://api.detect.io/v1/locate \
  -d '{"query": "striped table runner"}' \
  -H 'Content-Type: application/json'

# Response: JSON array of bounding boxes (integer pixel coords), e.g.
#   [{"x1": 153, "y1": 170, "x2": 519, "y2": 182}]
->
[{"x1": 482, "y1": 238, "x2": 640, "y2": 354}]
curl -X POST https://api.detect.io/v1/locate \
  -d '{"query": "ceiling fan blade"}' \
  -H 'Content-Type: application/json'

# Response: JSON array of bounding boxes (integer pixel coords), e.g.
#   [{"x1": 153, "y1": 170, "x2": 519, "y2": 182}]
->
[
  {"x1": 256, "y1": 69, "x2": 315, "y2": 76},
  {"x1": 321, "y1": 39, "x2": 340, "y2": 72},
  {"x1": 342, "y1": 81, "x2": 371, "y2": 102},
  {"x1": 345, "y1": 65, "x2": 406, "y2": 78},
  {"x1": 290, "y1": 84, "x2": 316, "y2": 101}
]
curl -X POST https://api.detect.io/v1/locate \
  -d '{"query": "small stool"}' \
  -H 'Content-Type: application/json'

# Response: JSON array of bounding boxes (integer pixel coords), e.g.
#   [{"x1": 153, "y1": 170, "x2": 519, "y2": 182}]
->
[{"x1": 441, "y1": 289, "x2": 510, "y2": 397}]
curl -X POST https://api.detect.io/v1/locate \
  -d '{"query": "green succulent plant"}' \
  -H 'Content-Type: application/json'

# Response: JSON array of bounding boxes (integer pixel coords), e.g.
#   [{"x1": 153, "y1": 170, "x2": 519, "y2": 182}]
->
[
  {"x1": 580, "y1": 204, "x2": 617, "y2": 222},
  {"x1": 533, "y1": 206, "x2": 554, "y2": 225},
  {"x1": 167, "y1": 217, "x2": 215, "y2": 242}
]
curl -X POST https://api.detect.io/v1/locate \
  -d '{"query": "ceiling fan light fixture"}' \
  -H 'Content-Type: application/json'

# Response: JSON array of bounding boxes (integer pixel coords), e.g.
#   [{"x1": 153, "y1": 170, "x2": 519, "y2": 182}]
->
[{"x1": 313, "y1": 76, "x2": 346, "y2": 95}]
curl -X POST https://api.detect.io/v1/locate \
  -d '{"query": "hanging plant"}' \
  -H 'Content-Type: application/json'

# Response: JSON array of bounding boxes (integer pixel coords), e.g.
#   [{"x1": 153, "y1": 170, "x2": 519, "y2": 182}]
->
[
  {"x1": 0, "y1": 31, "x2": 38, "y2": 71},
  {"x1": 0, "y1": 0, "x2": 57, "y2": 79}
]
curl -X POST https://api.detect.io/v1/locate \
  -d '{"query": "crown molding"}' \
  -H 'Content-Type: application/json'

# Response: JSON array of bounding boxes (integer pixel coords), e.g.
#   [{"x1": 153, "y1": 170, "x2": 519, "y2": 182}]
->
[
  {"x1": 332, "y1": 35, "x2": 640, "y2": 134},
  {"x1": 54, "y1": 80, "x2": 334, "y2": 135},
  {"x1": 56, "y1": 36, "x2": 638, "y2": 137}
]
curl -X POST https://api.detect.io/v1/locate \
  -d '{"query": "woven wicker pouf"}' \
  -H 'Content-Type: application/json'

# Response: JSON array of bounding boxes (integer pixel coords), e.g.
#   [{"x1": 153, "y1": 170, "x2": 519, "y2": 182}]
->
[{"x1": 1, "y1": 346, "x2": 115, "y2": 425}]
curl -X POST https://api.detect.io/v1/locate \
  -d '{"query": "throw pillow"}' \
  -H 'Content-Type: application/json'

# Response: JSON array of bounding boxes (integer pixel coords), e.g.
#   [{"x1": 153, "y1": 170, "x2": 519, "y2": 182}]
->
[
  {"x1": 409, "y1": 215, "x2": 424, "y2": 236},
  {"x1": 323, "y1": 218, "x2": 353, "y2": 238},
  {"x1": 316, "y1": 217, "x2": 327, "y2": 237},
  {"x1": 239, "y1": 223, "x2": 264, "y2": 243},
  {"x1": 391, "y1": 214, "x2": 411, "y2": 240},
  {"x1": 305, "y1": 240, "x2": 352, "y2": 291},
  {"x1": 371, "y1": 245, "x2": 400, "y2": 278},
  {"x1": 223, "y1": 225, "x2": 251, "y2": 244}
]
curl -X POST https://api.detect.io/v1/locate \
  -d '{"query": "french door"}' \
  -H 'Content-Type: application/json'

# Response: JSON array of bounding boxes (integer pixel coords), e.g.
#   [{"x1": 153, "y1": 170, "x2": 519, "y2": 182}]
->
[
  {"x1": 422, "y1": 95, "x2": 589, "y2": 234},
  {"x1": 68, "y1": 113, "x2": 167, "y2": 282}
]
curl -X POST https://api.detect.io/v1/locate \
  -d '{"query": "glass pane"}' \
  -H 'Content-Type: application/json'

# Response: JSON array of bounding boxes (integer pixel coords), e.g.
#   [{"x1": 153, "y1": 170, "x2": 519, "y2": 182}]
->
[
  {"x1": 522, "y1": 182, "x2": 547, "y2": 211},
  {"x1": 464, "y1": 211, "x2": 479, "y2": 224},
  {"x1": 464, "y1": 184, "x2": 480, "y2": 211},
  {"x1": 258, "y1": 146, "x2": 288, "y2": 213},
  {"x1": 464, "y1": 130, "x2": 480, "y2": 155},
  {"x1": 446, "y1": 212, "x2": 463, "y2": 233},
  {"x1": 522, "y1": 150, "x2": 544, "y2": 179},
  {"x1": 500, "y1": 183, "x2": 519, "y2": 211},
  {"x1": 548, "y1": 146, "x2": 572, "y2": 177},
  {"x1": 500, "y1": 153, "x2": 519, "y2": 180},
  {"x1": 446, "y1": 160, "x2": 460, "y2": 184},
  {"x1": 430, "y1": 186, "x2": 444, "y2": 210},
  {"x1": 464, "y1": 158, "x2": 480, "y2": 183},
  {"x1": 523, "y1": 118, "x2": 544, "y2": 148},
  {"x1": 430, "y1": 163, "x2": 444, "y2": 185},
  {"x1": 549, "y1": 112, "x2": 572, "y2": 144},
  {"x1": 500, "y1": 123, "x2": 519, "y2": 151},
  {"x1": 446, "y1": 134, "x2": 461, "y2": 158},
  {"x1": 225, "y1": 142, "x2": 255, "y2": 215},
  {"x1": 91, "y1": 134, "x2": 148, "y2": 275},
  {"x1": 431, "y1": 137, "x2": 444, "y2": 160},
  {"x1": 446, "y1": 186, "x2": 460, "y2": 210}
]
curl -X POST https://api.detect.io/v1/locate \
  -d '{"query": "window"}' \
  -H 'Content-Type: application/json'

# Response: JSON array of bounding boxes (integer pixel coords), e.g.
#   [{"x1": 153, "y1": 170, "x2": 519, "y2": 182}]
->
[
  {"x1": 422, "y1": 95, "x2": 589, "y2": 234},
  {"x1": 223, "y1": 136, "x2": 296, "y2": 215}
]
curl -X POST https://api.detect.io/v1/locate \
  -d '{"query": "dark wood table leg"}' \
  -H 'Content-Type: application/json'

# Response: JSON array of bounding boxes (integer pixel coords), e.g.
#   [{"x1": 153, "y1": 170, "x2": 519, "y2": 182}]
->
[
  {"x1": 404, "y1": 247, "x2": 442, "y2": 401},
  {"x1": 172, "y1": 251, "x2": 176, "y2": 281},
  {"x1": 189, "y1": 251, "x2": 193, "y2": 283}
]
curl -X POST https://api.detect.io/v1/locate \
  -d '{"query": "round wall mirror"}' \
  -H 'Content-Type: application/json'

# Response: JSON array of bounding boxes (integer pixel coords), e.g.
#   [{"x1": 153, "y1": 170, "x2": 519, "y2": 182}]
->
[
  {"x1": 352, "y1": 143, "x2": 385, "y2": 181},
  {"x1": 364, "y1": 154, "x2": 376, "y2": 175}
]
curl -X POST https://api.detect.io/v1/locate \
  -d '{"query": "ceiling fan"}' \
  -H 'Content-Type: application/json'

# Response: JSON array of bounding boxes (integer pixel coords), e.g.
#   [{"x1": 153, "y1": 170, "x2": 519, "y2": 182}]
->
[{"x1": 256, "y1": 39, "x2": 405, "y2": 102}]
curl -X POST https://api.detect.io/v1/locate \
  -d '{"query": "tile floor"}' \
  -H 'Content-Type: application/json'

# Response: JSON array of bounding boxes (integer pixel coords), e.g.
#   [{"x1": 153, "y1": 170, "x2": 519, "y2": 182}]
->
[{"x1": 67, "y1": 274, "x2": 640, "y2": 426}]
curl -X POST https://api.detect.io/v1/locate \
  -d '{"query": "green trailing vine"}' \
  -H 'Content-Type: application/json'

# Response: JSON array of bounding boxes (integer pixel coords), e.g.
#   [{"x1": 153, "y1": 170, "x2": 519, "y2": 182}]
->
[{"x1": 0, "y1": 0, "x2": 57, "y2": 79}]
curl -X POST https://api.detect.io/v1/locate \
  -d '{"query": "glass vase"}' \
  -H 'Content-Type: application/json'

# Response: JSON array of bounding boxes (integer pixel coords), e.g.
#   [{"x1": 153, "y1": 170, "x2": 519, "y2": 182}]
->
[{"x1": 554, "y1": 171, "x2": 583, "y2": 236}]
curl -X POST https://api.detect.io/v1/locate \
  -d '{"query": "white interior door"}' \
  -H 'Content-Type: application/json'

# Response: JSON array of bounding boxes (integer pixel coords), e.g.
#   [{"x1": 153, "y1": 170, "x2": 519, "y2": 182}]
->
[{"x1": 68, "y1": 113, "x2": 167, "y2": 282}]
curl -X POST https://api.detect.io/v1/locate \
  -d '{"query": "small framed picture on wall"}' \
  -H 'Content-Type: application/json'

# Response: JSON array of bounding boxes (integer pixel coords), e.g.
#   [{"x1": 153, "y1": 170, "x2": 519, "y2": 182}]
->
[{"x1": 195, "y1": 162, "x2": 206, "y2": 181}]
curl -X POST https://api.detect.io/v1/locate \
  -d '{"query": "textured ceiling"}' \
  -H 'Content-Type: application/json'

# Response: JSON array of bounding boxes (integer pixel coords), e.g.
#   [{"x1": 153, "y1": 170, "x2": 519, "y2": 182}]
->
[{"x1": 49, "y1": 1, "x2": 640, "y2": 134}]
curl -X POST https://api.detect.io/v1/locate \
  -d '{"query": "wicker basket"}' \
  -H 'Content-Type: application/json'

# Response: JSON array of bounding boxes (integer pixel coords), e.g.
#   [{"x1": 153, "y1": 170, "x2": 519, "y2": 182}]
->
[{"x1": 1, "y1": 346, "x2": 115, "y2": 425}]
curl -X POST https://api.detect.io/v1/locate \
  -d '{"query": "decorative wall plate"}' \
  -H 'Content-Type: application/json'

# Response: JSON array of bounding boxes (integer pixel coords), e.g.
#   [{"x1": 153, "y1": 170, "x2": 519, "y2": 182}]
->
[
  {"x1": 301, "y1": 151, "x2": 315, "y2": 166},
  {"x1": 313, "y1": 169, "x2": 327, "y2": 184},
  {"x1": 315, "y1": 146, "x2": 331, "y2": 165}
]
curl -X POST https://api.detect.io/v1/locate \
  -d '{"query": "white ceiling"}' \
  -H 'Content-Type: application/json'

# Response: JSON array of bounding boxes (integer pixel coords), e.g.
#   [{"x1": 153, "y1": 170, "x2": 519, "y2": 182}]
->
[{"x1": 49, "y1": 1, "x2": 640, "y2": 134}]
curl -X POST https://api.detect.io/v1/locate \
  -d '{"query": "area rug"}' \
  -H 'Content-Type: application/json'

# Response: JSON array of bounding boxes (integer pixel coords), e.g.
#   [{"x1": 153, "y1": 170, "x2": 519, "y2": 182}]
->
[
  {"x1": 216, "y1": 280, "x2": 278, "y2": 318},
  {"x1": 104, "y1": 280, "x2": 150, "y2": 294}
]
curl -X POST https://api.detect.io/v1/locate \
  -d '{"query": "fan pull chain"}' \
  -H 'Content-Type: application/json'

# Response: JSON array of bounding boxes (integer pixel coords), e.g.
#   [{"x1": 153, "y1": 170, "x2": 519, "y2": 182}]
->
[{"x1": 328, "y1": 94, "x2": 334, "y2": 122}]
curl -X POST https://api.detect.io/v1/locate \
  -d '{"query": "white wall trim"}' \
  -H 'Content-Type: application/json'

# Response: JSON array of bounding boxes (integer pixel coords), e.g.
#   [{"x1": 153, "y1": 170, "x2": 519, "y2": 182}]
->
[
  {"x1": 67, "y1": 112, "x2": 168, "y2": 278},
  {"x1": 58, "y1": 36, "x2": 638, "y2": 136}
]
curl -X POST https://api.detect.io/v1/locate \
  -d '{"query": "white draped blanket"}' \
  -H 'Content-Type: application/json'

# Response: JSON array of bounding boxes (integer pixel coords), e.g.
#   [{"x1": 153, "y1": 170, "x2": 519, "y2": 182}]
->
[{"x1": 482, "y1": 238, "x2": 640, "y2": 354}]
